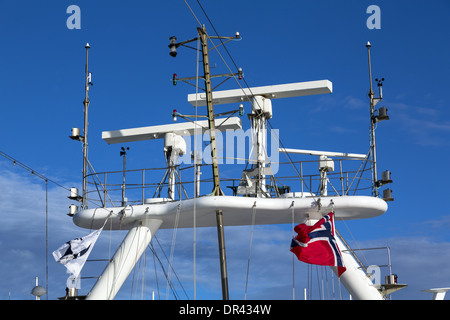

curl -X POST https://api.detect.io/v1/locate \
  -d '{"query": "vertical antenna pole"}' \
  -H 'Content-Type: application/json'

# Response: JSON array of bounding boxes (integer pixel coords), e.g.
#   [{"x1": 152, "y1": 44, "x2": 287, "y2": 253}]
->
[
  {"x1": 366, "y1": 42, "x2": 379, "y2": 197},
  {"x1": 198, "y1": 26, "x2": 229, "y2": 300},
  {"x1": 216, "y1": 209, "x2": 229, "y2": 300},
  {"x1": 82, "y1": 43, "x2": 91, "y2": 208},
  {"x1": 121, "y1": 147, "x2": 129, "y2": 206},
  {"x1": 198, "y1": 26, "x2": 223, "y2": 197}
]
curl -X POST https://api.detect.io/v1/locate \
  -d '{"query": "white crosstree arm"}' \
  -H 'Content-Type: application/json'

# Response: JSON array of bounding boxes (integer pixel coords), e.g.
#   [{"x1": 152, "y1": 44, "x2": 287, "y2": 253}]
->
[
  {"x1": 102, "y1": 117, "x2": 242, "y2": 144},
  {"x1": 187, "y1": 80, "x2": 332, "y2": 106},
  {"x1": 279, "y1": 148, "x2": 367, "y2": 159}
]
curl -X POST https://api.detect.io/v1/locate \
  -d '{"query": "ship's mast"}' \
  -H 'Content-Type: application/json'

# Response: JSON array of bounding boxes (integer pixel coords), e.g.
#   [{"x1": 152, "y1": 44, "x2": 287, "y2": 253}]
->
[
  {"x1": 197, "y1": 27, "x2": 229, "y2": 299},
  {"x1": 198, "y1": 26, "x2": 224, "y2": 197},
  {"x1": 82, "y1": 43, "x2": 91, "y2": 208},
  {"x1": 168, "y1": 26, "x2": 241, "y2": 300},
  {"x1": 367, "y1": 42, "x2": 378, "y2": 197},
  {"x1": 367, "y1": 42, "x2": 388, "y2": 198}
]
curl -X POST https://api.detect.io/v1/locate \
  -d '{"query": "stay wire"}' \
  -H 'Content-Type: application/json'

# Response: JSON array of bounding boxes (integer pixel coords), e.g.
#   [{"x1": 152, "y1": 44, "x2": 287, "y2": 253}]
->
[
  {"x1": 166, "y1": 204, "x2": 181, "y2": 299},
  {"x1": 45, "y1": 179, "x2": 49, "y2": 300},
  {"x1": 150, "y1": 242, "x2": 160, "y2": 300},
  {"x1": 184, "y1": 0, "x2": 203, "y2": 27},
  {"x1": 190, "y1": 4, "x2": 319, "y2": 200},
  {"x1": 149, "y1": 241, "x2": 180, "y2": 300},
  {"x1": 0, "y1": 151, "x2": 70, "y2": 300},
  {"x1": 192, "y1": 1, "x2": 318, "y2": 188},
  {"x1": 291, "y1": 202, "x2": 295, "y2": 300},
  {"x1": 196, "y1": 0, "x2": 273, "y2": 125},
  {"x1": 0, "y1": 150, "x2": 71, "y2": 191},
  {"x1": 244, "y1": 202, "x2": 257, "y2": 300},
  {"x1": 154, "y1": 235, "x2": 189, "y2": 299},
  {"x1": 191, "y1": 1, "x2": 325, "y2": 298}
]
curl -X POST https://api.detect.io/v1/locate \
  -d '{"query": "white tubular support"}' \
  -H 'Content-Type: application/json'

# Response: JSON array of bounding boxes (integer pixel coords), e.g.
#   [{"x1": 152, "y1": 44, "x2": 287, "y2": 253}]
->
[
  {"x1": 422, "y1": 288, "x2": 450, "y2": 300},
  {"x1": 334, "y1": 235, "x2": 384, "y2": 300},
  {"x1": 86, "y1": 218, "x2": 163, "y2": 300}
]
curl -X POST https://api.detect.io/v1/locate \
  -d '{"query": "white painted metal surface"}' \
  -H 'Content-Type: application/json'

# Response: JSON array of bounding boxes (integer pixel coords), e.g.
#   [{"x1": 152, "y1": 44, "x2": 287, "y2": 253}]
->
[
  {"x1": 280, "y1": 148, "x2": 367, "y2": 159},
  {"x1": 86, "y1": 219, "x2": 163, "y2": 300},
  {"x1": 334, "y1": 235, "x2": 384, "y2": 300},
  {"x1": 102, "y1": 117, "x2": 242, "y2": 144},
  {"x1": 421, "y1": 287, "x2": 450, "y2": 300},
  {"x1": 187, "y1": 80, "x2": 333, "y2": 106},
  {"x1": 73, "y1": 195, "x2": 388, "y2": 231},
  {"x1": 76, "y1": 78, "x2": 394, "y2": 300}
]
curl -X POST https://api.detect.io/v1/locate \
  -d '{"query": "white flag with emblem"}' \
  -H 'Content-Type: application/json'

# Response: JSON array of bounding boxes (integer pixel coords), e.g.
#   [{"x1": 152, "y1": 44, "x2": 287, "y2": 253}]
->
[{"x1": 52, "y1": 228, "x2": 103, "y2": 277}]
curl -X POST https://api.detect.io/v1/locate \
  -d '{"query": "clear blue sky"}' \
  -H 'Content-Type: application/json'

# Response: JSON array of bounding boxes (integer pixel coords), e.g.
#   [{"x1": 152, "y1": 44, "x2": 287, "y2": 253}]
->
[{"x1": 0, "y1": 0, "x2": 449, "y2": 300}]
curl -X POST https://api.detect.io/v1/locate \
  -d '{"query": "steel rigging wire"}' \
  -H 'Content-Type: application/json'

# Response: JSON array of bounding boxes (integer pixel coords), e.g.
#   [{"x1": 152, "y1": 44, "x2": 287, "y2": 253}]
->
[{"x1": 0, "y1": 150, "x2": 73, "y2": 300}]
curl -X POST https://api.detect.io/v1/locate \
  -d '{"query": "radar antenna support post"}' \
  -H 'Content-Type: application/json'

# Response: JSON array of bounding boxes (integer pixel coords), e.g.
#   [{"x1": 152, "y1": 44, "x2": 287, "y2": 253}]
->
[
  {"x1": 82, "y1": 43, "x2": 92, "y2": 209},
  {"x1": 169, "y1": 26, "x2": 242, "y2": 300},
  {"x1": 198, "y1": 26, "x2": 229, "y2": 300},
  {"x1": 366, "y1": 42, "x2": 379, "y2": 197},
  {"x1": 198, "y1": 26, "x2": 223, "y2": 197}
]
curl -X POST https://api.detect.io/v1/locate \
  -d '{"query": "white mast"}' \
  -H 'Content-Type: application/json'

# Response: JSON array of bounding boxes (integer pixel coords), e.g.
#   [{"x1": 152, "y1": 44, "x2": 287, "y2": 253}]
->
[
  {"x1": 334, "y1": 235, "x2": 384, "y2": 300},
  {"x1": 72, "y1": 39, "x2": 397, "y2": 299},
  {"x1": 86, "y1": 219, "x2": 162, "y2": 300}
]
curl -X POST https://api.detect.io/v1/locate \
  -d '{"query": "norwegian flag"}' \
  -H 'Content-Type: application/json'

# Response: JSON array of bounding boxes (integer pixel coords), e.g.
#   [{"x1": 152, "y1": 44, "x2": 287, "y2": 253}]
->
[{"x1": 290, "y1": 212, "x2": 346, "y2": 277}]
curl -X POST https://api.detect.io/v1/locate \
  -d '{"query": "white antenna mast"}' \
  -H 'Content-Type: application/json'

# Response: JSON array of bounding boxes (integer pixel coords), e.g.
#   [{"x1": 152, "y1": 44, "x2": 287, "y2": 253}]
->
[
  {"x1": 366, "y1": 42, "x2": 392, "y2": 200},
  {"x1": 69, "y1": 43, "x2": 93, "y2": 210},
  {"x1": 168, "y1": 26, "x2": 241, "y2": 300},
  {"x1": 82, "y1": 43, "x2": 92, "y2": 208}
]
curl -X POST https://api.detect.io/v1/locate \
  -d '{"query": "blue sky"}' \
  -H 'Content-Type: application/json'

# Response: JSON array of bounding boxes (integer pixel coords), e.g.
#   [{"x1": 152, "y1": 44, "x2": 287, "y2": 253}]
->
[{"x1": 1, "y1": 0, "x2": 450, "y2": 300}]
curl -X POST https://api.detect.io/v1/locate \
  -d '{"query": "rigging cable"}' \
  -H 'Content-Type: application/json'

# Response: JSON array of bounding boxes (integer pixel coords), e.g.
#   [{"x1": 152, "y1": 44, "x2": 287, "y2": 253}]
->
[
  {"x1": 184, "y1": 0, "x2": 203, "y2": 27},
  {"x1": 45, "y1": 179, "x2": 48, "y2": 300},
  {"x1": 153, "y1": 235, "x2": 190, "y2": 299},
  {"x1": 150, "y1": 241, "x2": 160, "y2": 299},
  {"x1": 166, "y1": 203, "x2": 182, "y2": 299},
  {"x1": 186, "y1": 1, "x2": 343, "y2": 300},
  {"x1": 0, "y1": 151, "x2": 71, "y2": 192},
  {"x1": 149, "y1": 241, "x2": 179, "y2": 299},
  {"x1": 244, "y1": 201, "x2": 257, "y2": 300},
  {"x1": 0, "y1": 151, "x2": 74, "y2": 300},
  {"x1": 187, "y1": 1, "x2": 328, "y2": 200},
  {"x1": 141, "y1": 249, "x2": 147, "y2": 299},
  {"x1": 188, "y1": 0, "x2": 314, "y2": 199},
  {"x1": 189, "y1": 2, "x2": 319, "y2": 202},
  {"x1": 130, "y1": 221, "x2": 145, "y2": 300},
  {"x1": 291, "y1": 201, "x2": 296, "y2": 300}
]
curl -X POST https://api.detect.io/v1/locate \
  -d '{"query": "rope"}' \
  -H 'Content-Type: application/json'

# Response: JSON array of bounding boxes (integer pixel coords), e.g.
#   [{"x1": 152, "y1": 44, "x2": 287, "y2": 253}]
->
[
  {"x1": 184, "y1": 0, "x2": 203, "y2": 27},
  {"x1": 0, "y1": 151, "x2": 71, "y2": 191},
  {"x1": 185, "y1": 1, "x2": 319, "y2": 199},
  {"x1": 140, "y1": 249, "x2": 146, "y2": 300},
  {"x1": 0, "y1": 151, "x2": 74, "y2": 300},
  {"x1": 307, "y1": 264, "x2": 311, "y2": 300},
  {"x1": 150, "y1": 242, "x2": 160, "y2": 299},
  {"x1": 149, "y1": 241, "x2": 179, "y2": 299},
  {"x1": 244, "y1": 201, "x2": 257, "y2": 300},
  {"x1": 166, "y1": 203, "x2": 181, "y2": 299},
  {"x1": 291, "y1": 201, "x2": 295, "y2": 300},
  {"x1": 45, "y1": 179, "x2": 49, "y2": 300},
  {"x1": 152, "y1": 235, "x2": 190, "y2": 299}
]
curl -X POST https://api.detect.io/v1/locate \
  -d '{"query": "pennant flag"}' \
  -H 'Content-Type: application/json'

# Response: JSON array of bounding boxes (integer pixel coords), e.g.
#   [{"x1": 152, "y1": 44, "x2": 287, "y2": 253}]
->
[
  {"x1": 52, "y1": 227, "x2": 103, "y2": 277},
  {"x1": 290, "y1": 212, "x2": 346, "y2": 277}
]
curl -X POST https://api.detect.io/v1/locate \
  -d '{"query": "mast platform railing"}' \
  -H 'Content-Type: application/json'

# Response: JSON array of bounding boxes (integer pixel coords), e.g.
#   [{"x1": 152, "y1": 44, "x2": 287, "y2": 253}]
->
[{"x1": 81, "y1": 157, "x2": 376, "y2": 209}]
